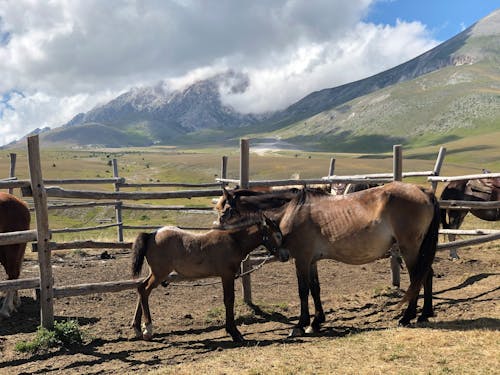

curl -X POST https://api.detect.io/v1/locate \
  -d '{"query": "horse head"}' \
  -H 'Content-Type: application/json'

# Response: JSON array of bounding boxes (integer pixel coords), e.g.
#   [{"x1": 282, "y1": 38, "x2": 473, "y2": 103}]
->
[{"x1": 260, "y1": 215, "x2": 289, "y2": 262}]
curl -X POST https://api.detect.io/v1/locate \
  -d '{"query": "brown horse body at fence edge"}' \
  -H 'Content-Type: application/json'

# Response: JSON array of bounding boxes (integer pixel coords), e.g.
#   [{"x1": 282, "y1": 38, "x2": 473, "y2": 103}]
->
[
  {"x1": 0, "y1": 192, "x2": 31, "y2": 319},
  {"x1": 440, "y1": 177, "x2": 500, "y2": 258},
  {"x1": 216, "y1": 182, "x2": 440, "y2": 337},
  {"x1": 131, "y1": 216, "x2": 284, "y2": 342}
]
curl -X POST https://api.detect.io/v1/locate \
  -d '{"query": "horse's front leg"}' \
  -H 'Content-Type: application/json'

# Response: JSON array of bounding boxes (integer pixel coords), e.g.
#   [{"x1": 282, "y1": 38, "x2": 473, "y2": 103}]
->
[
  {"x1": 307, "y1": 262, "x2": 325, "y2": 334},
  {"x1": 289, "y1": 261, "x2": 311, "y2": 337},
  {"x1": 222, "y1": 275, "x2": 244, "y2": 342}
]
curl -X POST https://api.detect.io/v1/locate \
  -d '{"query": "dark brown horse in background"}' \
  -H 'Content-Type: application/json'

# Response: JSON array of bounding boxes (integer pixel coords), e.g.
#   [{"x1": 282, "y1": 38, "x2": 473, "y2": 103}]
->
[
  {"x1": 0, "y1": 192, "x2": 30, "y2": 319},
  {"x1": 131, "y1": 216, "x2": 284, "y2": 342},
  {"x1": 440, "y1": 176, "x2": 500, "y2": 259},
  {"x1": 216, "y1": 182, "x2": 440, "y2": 336}
]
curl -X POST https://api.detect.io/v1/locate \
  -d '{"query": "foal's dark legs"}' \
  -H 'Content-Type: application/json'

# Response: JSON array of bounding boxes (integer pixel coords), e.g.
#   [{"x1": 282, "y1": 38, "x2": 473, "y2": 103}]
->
[
  {"x1": 308, "y1": 262, "x2": 325, "y2": 333},
  {"x1": 222, "y1": 276, "x2": 244, "y2": 342}
]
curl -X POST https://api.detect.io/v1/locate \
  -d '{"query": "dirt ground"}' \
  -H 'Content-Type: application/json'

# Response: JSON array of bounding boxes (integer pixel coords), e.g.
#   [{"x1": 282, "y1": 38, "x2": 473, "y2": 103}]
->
[{"x1": 1, "y1": 242, "x2": 498, "y2": 374}]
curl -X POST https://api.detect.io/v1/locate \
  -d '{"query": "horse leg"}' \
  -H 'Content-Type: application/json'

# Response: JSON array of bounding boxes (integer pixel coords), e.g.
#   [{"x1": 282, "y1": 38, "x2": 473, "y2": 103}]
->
[
  {"x1": 0, "y1": 244, "x2": 24, "y2": 320},
  {"x1": 140, "y1": 275, "x2": 160, "y2": 341},
  {"x1": 131, "y1": 275, "x2": 150, "y2": 338},
  {"x1": 222, "y1": 275, "x2": 244, "y2": 342},
  {"x1": 418, "y1": 267, "x2": 434, "y2": 323},
  {"x1": 306, "y1": 262, "x2": 325, "y2": 334},
  {"x1": 289, "y1": 261, "x2": 311, "y2": 337},
  {"x1": 399, "y1": 249, "x2": 419, "y2": 326},
  {"x1": 448, "y1": 210, "x2": 468, "y2": 259}
]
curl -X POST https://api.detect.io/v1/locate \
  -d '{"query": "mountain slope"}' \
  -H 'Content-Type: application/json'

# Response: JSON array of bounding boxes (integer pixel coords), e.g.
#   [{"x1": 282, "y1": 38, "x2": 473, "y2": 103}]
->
[{"x1": 262, "y1": 9, "x2": 500, "y2": 151}]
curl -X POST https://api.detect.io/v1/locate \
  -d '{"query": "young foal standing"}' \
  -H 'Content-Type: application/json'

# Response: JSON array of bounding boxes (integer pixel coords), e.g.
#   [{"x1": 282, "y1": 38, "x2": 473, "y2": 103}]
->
[
  {"x1": 216, "y1": 182, "x2": 440, "y2": 336},
  {"x1": 131, "y1": 216, "x2": 283, "y2": 342},
  {"x1": 0, "y1": 192, "x2": 30, "y2": 319}
]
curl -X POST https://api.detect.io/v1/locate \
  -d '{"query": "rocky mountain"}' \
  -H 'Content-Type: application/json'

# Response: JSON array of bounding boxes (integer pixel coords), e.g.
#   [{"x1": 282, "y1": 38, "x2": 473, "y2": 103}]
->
[
  {"x1": 27, "y1": 9, "x2": 500, "y2": 150},
  {"x1": 44, "y1": 71, "x2": 264, "y2": 147}
]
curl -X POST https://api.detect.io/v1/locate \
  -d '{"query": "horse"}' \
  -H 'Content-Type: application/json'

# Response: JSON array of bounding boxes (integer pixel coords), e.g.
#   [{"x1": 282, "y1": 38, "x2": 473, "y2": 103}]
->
[
  {"x1": 0, "y1": 192, "x2": 31, "y2": 319},
  {"x1": 440, "y1": 176, "x2": 500, "y2": 259},
  {"x1": 131, "y1": 215, "x2": 284, "y2": 342},
  {"x1": 215, "y1": 181, "x2": 440, "y2": 336}
]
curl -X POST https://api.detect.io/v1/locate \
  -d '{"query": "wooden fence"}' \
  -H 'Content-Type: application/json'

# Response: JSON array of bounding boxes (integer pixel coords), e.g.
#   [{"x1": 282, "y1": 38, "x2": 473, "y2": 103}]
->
[{"x1": 1, "y1": 136, "x2": 499, "y2": 329}]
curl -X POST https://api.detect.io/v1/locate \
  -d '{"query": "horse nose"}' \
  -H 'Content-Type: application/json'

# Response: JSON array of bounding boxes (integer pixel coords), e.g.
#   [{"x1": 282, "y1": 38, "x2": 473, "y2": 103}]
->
[{"x1": 278, "y1": 248, "x2": 290, "y2": 262}]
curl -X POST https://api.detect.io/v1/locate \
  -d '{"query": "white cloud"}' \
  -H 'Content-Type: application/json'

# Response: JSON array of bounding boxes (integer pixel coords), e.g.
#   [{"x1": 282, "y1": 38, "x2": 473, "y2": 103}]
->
[{"x1": 0, "y1": 0, "x2": 438, "y2": 145}]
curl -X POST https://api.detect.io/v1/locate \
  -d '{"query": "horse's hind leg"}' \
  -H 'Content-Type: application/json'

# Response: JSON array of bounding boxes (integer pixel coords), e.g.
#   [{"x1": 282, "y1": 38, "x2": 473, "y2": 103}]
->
[
  {"x1": 306, "y1": 262, "x2": 325, "y2": 334},
  {"x1": 140, "y1": 275, "x2": 161, "y2": 341},
  {"x1": 418, "y1": 267, "x2": 434, "y2": 323},
  {"x1": 398, "y1": 249, "x2": 419, "y2": 326}
]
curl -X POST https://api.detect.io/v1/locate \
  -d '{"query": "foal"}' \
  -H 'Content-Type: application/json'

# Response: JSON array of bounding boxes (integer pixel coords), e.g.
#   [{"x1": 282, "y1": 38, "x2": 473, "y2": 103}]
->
[{"x1": 131, "y1": 216, "x2": 283, "y2": 342}]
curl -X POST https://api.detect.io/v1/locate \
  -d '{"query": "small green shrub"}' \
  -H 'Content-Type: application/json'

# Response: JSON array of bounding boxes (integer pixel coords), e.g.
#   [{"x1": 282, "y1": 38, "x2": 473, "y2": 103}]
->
[{"x1": 15, "y1": 320, "x2": 86, "y2": 353}]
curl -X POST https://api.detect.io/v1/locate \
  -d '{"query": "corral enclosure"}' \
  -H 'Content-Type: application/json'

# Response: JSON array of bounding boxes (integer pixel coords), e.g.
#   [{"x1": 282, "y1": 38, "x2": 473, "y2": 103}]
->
[{"x1": 0, "y1": 138, "x2": 499, "y2": 374}]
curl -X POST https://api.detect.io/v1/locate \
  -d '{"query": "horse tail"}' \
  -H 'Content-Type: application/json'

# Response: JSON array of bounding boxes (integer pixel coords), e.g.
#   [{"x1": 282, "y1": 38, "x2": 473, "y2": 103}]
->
[
  {"x1": 402, "y1": 192, "x2": 440, "y2": 304},
  {"x1": 132, "y1": 232, "x2": 153, "y2": 277}
]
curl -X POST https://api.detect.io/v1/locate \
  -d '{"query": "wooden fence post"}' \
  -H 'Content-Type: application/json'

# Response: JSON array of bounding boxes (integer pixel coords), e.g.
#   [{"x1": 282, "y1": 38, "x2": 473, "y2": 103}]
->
[
  {"x1": 391, "y1": 145, "x2": 403, "y2": 287},
  {"x1": 221, "y1": 156, "x2": 228, "y2": 188},
  {"x1": 239, "y1": 139, "x2": 252, "y2": 304},
  {"x1": 328, "y1": 157, "x2": 336, "y2": 193},
  {"x1": 112, "y1": 159, "x2": 124, "y2": 242},
  {"x1": 431, "y1": 147, "x2": 446, "y2": 192},
  {"x1": 27, "y1": 135, "x2": 54, "y2": 329},
  {"x1": 8, "y1": 153, "x2": 17, "y2": 194}
]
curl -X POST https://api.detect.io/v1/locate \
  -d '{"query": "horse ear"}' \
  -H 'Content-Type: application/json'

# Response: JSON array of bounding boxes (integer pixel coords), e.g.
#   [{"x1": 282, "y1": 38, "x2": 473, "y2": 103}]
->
[{"x1": 222, "y1": 188, "x2": 234, "y2": 204}]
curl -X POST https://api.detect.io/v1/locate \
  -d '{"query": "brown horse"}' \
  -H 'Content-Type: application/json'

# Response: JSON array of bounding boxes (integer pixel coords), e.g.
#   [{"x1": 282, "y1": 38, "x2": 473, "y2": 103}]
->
[
  {"x1": 440, "y1": 177, "x2": 500, "y2": 258},
  {"x1": 0, "y1": 192, "x2": 30, "y2": 319},
  {"x1": 131, "y1": 216, "x2": 284, "y2": 342},
  {"x1": 215, "y1": 181, "x2": 440, "y2": 336}
]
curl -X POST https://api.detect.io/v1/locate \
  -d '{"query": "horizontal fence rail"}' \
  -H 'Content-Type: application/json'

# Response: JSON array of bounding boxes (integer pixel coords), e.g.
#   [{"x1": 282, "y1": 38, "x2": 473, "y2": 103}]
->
[
  {"x1": 42, "y1": 187, "x2": 223, "y2": 200},
  {"x1": 438, "y1": 200, "x2": 500, "y2": 209},
  {"x1": 428, "y1": 172, "x2": 500, "y2": 182},
  {"x1": 0, "y1": 229, "x2": 38, "y2": 245}
]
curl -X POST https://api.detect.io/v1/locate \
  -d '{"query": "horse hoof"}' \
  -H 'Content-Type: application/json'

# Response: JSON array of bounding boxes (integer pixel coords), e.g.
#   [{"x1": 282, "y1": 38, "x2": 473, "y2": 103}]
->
[
  {"x1": 398, "y1": 319, "x2": 411, "y2": 327},
  {"x1": 142, "y1": 323, "x2": 153, "y2": 341},
  {"x1": 132, "y1": 326, "x2": 142, "y2": 339},
  {"x1": 232, "y1": 335, "x2": 245, "y2": 343},
  {"x1": 305, "y1": 325, "x2": 318, "y2": 334},
  {"x1": 288, "y1": 327, "x2": 305, "y2": 338}
]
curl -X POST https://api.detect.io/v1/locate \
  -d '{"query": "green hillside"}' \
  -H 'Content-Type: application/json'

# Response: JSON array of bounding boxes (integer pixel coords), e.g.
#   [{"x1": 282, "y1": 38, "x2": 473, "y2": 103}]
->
[{"x1": 262, "y1": 62, "x2": 499, "y2": 152}]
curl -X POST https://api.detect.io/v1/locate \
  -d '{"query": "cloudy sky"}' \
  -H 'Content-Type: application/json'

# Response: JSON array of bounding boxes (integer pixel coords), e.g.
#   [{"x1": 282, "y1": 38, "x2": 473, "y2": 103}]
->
[{"x1": 1, "y1": 0, "x2": 499, "y2": 146}]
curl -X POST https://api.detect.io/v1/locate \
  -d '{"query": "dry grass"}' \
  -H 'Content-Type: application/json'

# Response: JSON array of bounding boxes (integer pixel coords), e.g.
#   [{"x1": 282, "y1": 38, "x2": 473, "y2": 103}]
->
[{"x1": 149, "y1": 328, "x2": 498, "y2": 375}]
